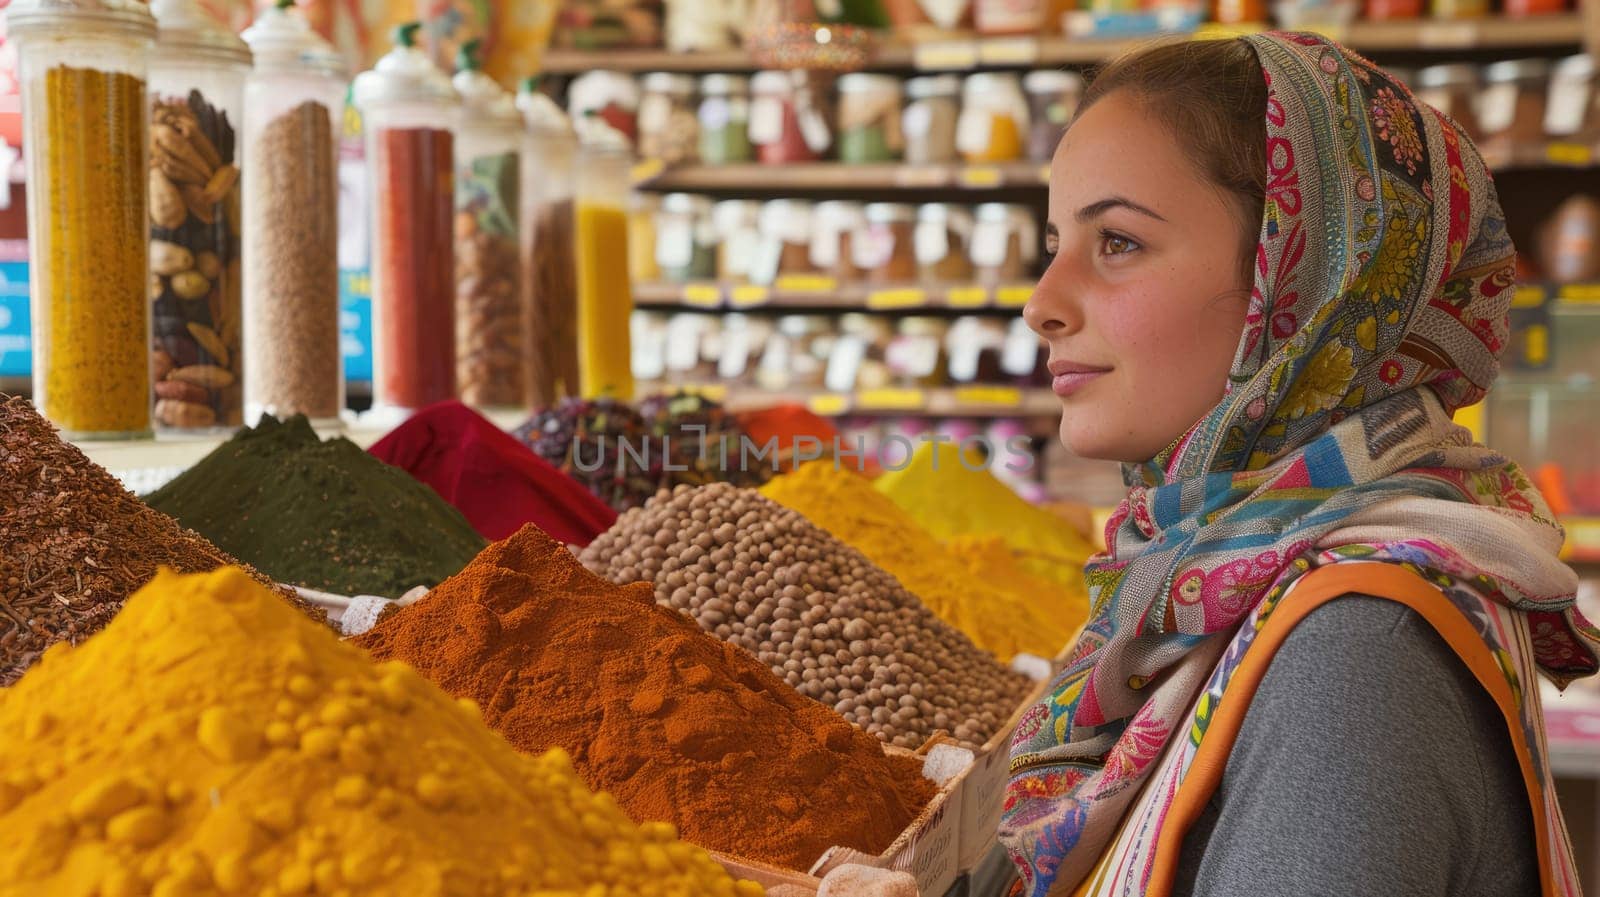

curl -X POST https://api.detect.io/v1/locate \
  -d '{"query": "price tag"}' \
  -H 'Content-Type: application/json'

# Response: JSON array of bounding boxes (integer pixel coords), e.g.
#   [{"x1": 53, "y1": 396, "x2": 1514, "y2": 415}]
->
[
  {"x1": 1546, "y1": 142, "x2": 1594, "y2": 167},
  {"x1": 954, "y1": 385, "x2": 1022, "y2": 407},
  {"x1": 729, "y1": 285, "x2": 770, "y2": 308},
  {"x1": 894, "y1": 165, "x2": 952, "y2": 188},
  {"x1": 867, "y1": 288, "x2": 928, "y2": 310},
  {"x1": 775, "y1": 274, "x2": 839, "y2": 293},
  {"x1": 807, "y1": 393, "x2": 851, "y2": 416},
  {"x1": 995, "y1": 285, "x2": 1034, "y2": 307},
  {"x1": 856, "y1": 387, "x2": 926, "y2": 411},
  {"x1": 978, "y1": 37, "x2": 1039, "y2": 65},
  {"x1": 1523, "y1": 323, "x2": 1550, "y2": 368},
  {"x1": 946, "y1": 286, "x2": 990, "y2": 308},
  {"x1": 681, "y1": 284, "x2": 722, "y2": 308},
  {"x1": 1562, "y1": 516, "x2": 1600, "y2": 562},
  {"x1": 1417, "y1": 22, "x2": 1476, "y2": 48},
  {"x1": 1191, "y1": 22, "x2": 1264, "y2": 39},
  {"x1": 959, "y1": 166, "x2": 1003, "y2": 188},
  {"x1": 631, "y1": 157, "x2": 667, "y2": 185},
  {"x1": 1559, "y1": 283, "x2": 1600, "y2": 303},
  {"x1": 1512, "y1": 286, "x2": 1548, "y2": 309},
  {"x1": 913, "y1": 40, "x2": 979, "y2": 71}
]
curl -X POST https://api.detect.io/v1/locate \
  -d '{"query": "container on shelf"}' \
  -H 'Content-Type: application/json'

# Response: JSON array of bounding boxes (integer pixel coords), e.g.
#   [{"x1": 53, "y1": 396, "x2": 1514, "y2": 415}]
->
[
  {"x1": 860, "y1": 203, "x2": 920, "y2": 285},
  {"x1": 638, "y1": 71, "x2": 699, "y2": 165},
  {"x1": 1023, "y1": 69, "x2": 1083, "y2": 164},
  {"x1": 714, "y1": 312, "x2": 773, "y2": 385},
  {"x1": 812, "y1": 200, "x2": 867, "y2": 284},
  {"x1": 665, "y1": 0, "x2": 745, "y2": 52},
  {"x1": 1539, "y1": 194, "x2": 1600, "y2": 283},
  {"x1": 451, "y1": 41, "x2": 525, "y2": 411},
  {"x1": 759, "y1": 314, "x2": 832, "y2": 390},
  {"x1": 1546, "y1": 55, "x2": 1597, "y2": 140},
  {"x1": 146, "y1": 0, "x2": 250, "y2": 433},
  {"x1": 750, "y1": 70, "x2": 831, "y2": 165},
  {"x1": 754, "y1": 198, "x2": 818, "y2": 285},
  {"x1": 1503, "y1": 0, "x2": 1566, "y2": 17},
  {"x1": 888, "y1": 317, "x2": 949, "y2": 388},
  {"x1": 519, "y1": 80, "x2": 582, "y2": 407},
  {"x1": 972, "y1": 203, "x2": 1038, "y2": 283},
  {"x1": 904, "y1": 75, "x2": 961, "y2": 166},
  {"x1": 916, "y1": 203, "x2": 976, "y2": 282},
  {"x1": 1215, "y1": 0, "x2": 1269, "y2": 23},
  {"x1": 1481, "y1": 59, "x2": 1554, "y2": 146},
  {"x1": 1428, "y1": 0, "x2": 1488, "y2": 18},
  {"x1": 1416, "y1": 64, "x2": 1484, "y2": 145},
  {"x1": 240, "y1": 0, "x2": 346, "y2": 427},
  {"x1": 974, "y1": 0, "x2": 1045, "y2": 34},
  {"x1": 10, "y1": 0, "x2": 157, "y2": 439},
  {"x1": 829, "y1": 312, "x2": 895, "y2": 393},
  {"x1": 655, "y1": 193, "x2": 718, "y2": 283},
  {"x1": 568, "y1": 70, "x2": 640, "y2": 147},
  {"x1": 713, "y1": 199, "x2": 764, "y2": 283},
  {"x1": 946, "y1": 316, "x2": 1009, "y2": 384},
  {"x1": 958, "y1": 72, "x2": 1028, "y2": 164},
  {"x1": 574, "y1": 115, "x2": 636, "y2": 400},
  {"x1": 629, "y1": 192, "x2": 662, "y2": 285},
  {"x1": 352, "y1": 22, "x2": 460, "y2": 415},
  {"x1": 698, "y1": 73, "x2": 754, "y2": 165},
  {"x1": 837, "y1": 73, "x2": 904, "y2": 164},
  {"x1": 664, "y1": 312, "x2": 717, "y2": 383}
]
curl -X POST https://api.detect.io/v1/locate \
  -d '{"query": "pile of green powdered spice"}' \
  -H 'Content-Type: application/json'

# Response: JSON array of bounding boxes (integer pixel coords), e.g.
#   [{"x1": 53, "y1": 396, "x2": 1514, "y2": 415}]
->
[{"x1": 144, "y1": 415, "x2": 487, "y2": 597}]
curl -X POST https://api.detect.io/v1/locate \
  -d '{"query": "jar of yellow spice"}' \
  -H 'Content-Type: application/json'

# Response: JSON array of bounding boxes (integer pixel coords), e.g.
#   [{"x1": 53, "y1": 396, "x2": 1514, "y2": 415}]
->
[{"x1": 10, "y1": 0, "x2": 157, "y2": 439}]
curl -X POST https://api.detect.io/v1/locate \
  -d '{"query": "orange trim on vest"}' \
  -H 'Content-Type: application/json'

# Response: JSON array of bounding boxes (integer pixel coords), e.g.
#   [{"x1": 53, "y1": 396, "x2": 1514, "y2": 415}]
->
[{"x1": 1143, "y1": 562, "x2": 1556, "y2": 897}]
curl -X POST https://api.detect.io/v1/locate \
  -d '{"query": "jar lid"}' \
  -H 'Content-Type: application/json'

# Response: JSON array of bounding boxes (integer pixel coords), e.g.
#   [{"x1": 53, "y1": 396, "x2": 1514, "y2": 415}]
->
[
  {"x1": 5, "y1": 0, "x2": 156, "y2": 41},
  {"x1": 964, "y1": 72, "x2": 1022, "y2": 97},
  {"x1": 976, "y1": 202, "x2": 1012, "y2": 221},
  {"x1": 352, "y1": 22, "x2": 458, "y2": 109},
  {"x1": 1023, "y1": 69, "x2": 1083, "y2": 94},
  {"x1": 865, "y1": 202, "x2": 916, "y2": 223},
  {"x1": 1554, "y1": 54, "x2": 1595, "y2": 80},
  {"x1": 1484, "y1": 58, "x2": 1553, "y2": 84},
  {"x1": 906, "y1": 74, "x2": 960, "y2": 99},
  {"x1": 570, "y1": 70, "x2": 641, "y2": 113},
  {"x1": 642, "y1": 71, "x2": 696, "y2": 96},
  {"x1": 453, "y1": 40, "x2": 521, "y2": 130},
  {"x1": 1417, "y1": 63, "x2": 1479, "y2": 90},
  {"x1": 700, "y1": 73, "x2": 749, "y2": 94},
  {"x1": 241, "y1": 0, "x2": 344, "y2": 77},
  {"x1": 518, "y1": 78, "x2": 575, "y2": 137},
  {"x1": 751, "y1": 70, "x2": 799, "y2": 93},
  {"x1": 662, "y1": 192, "x2": 712, "y2": 214},
  {"x1": 152, "y1": 0, "x2": 250, "y2": 66},
  {"x1": 838, "y1": 73, "x2": 901, "y2": 94}
]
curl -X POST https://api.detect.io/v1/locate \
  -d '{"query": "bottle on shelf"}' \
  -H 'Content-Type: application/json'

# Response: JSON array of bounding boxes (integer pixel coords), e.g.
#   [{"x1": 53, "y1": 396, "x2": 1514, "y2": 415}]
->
[
  {"x1": 574, "y1": 113, "x2": 637, "y2": 400},
  {"x1": 519, "y1": 78, "x2": 582, "y2": 408}
]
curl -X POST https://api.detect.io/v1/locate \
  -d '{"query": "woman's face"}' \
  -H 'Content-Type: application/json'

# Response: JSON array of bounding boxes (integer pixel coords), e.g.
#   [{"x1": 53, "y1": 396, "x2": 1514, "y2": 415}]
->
[{"x1": 1024, "y1": 90, "x2": 1253, "y2": 464}]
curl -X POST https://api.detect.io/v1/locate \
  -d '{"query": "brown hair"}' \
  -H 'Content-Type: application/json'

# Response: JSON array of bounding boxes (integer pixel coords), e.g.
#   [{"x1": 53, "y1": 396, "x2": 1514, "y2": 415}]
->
[{"x1": 1077, "y1": 39, "x2": 1269, "y2": 281}]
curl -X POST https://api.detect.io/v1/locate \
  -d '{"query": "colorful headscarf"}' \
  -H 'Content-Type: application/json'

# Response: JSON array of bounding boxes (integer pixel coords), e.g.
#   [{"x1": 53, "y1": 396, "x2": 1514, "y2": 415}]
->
[{"x1": 1001, "y1": 32, "x2": 1600, "y2": 895}]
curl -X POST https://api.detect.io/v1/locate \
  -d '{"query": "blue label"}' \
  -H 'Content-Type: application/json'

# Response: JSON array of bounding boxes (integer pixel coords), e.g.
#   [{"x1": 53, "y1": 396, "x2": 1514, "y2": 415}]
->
[
  {"x1": 0, "y1": 261, "x2": 30, "y2": 378},
  {"x1": 339, "y1": 268, "x2": 372, "y2": 383}
]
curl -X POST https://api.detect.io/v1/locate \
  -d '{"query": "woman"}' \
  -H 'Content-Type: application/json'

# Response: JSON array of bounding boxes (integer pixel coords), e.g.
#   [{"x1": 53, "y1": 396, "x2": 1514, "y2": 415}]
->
[{"x1": 1005, "y1": 32, "x2": 1600, "y2": 897}]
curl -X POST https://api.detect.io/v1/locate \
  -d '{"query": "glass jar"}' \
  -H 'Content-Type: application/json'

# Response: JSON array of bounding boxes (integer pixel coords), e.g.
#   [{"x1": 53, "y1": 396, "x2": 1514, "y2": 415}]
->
[
  {"x1": 147, "y1": 0, "x2": 250, "y2": 433},
  {"x1": 241, "y1": 0, "x2": 346, "y2": 427},
  {"x1": 750, "y1": 70, "x2": 830, "y2": 165},
  {"x1": 958, "y1": 72, "x2": 1028, "y2": 164},
  {"x1": 655, "y1": 193, "x2": 718, "y2": 282},
  {"x1": 974, "y1": 0, "x2": 1045, "y2": 34},
  {"x1": 837, "y1": 73, "x2": 903, "y2": 164},
  {"x1": 859, "y1": 203, "x2": 920, "y2": 285},
  {"x1": 811, "y1": 200, "x2": 866, "y2": 284},
  {"x1": 1416, "y1": 64, "x2": 1483, "y2": 144},
  {"x1": 972, "y1": 203, "x2": 1037, "y2": 283},
  {"x1": 567, "y1": 70, "x2": 640, "y2": 148},
  {"x1": 946, "y1": 316, "x2": 1008, "y2": 384},
  {"x1": 629, "y1": 192, "x2": 661, "y2": 285},
  {"x1": 916, "y1": 203, "x2": 975, "y2": 282},
  {"x1": 903, "y1": 75, "x2": 961, "y2": 165},
  {"x1": 574, "y1": 116, "x2": 635, "y2": 400},
  {"x1": 1365, "y1": 0, "x2": 1422, "y2": 17},
  {"x1": 1504, "y1": 0, "x2": 1566, "y2": 16},
  {"x1": 828, "y1": 312, "x2": 895, "y2": 393},
  {"x1": 1430, "y1": 0, "x2": 1488, "y2": 17},
  {"x1": 753, "y1": 199, "x2": 816, "y2": 286},
  {"x1": 11, "y1": 0, "x2": 156, "y2": 439},
  {"x1": 699, "y1": 74, "x2": 753, "y2": 165},
  {"x1": 758, "y1": 314, "x2": 831, "y2": 390},
  {"x1": 1023, "y1": 70, "x2": 1083, "y2": 163},
  {"x1": 639, "y1": 71, "x2": 699, "y2": 165},
  {"x1": 352, "y1": 22, "x2": 460, "y2": 415},
  {"x1": 1539, "y1": 195, "x2": 1600, "y2": 283},
  {"x1": 888, "y1": 317, "x2": 948, "y2": 388},
  {"x1": 452, "y1": 42, "x2": 525, "y2": 411},
  {"x1": 714, "y1": 199, "x2": 763, "y2": 283},
  {"x1": 1215, "y1": 0, "x2": 1269, "y2": 21},
  {"x1": 1547, "y1": 55, "x2": 1597, "y2": 140},
  {"x1": 519, "y1": 81, "x2": 581, "y2": 407},
  {"x1": 1481, "y1": 59, "x2": 1554, "y2": 145},
  {"x1": 715, "y1": 313, "x2": 771, "y2": 385}
]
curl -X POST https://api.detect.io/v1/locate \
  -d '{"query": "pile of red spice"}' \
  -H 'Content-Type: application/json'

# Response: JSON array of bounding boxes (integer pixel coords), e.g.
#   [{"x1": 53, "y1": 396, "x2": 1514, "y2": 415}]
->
[
  {"x1": 354, "y1": 524, "x2": 936, "y2": 869},
  {"x1": 367, "y1": 401, "x2": 616, "y2": 545}
]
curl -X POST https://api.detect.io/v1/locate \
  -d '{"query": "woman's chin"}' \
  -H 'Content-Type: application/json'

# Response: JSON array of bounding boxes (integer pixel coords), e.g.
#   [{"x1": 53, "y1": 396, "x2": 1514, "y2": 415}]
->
[{"x1": 1058, "y1": 415, "x2": 1139, "y2": 464}]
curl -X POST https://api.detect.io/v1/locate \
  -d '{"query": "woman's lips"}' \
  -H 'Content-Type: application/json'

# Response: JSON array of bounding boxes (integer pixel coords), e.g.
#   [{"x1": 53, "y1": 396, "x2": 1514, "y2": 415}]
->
[{"x1": 1048, "y1": 360, "x2": 1111, "y2": 398}]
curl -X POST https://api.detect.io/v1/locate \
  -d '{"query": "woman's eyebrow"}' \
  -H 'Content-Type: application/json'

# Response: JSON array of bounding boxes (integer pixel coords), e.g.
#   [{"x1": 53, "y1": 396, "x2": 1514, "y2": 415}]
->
[{"x1": 1075, "y1": 196, "x2": 1167, "y2": 223}]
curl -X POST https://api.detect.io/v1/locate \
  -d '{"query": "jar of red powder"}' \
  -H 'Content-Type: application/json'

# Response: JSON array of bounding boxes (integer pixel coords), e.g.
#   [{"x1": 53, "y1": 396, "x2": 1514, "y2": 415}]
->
[
  {"x1": 353, "y1": 22, "x2": 462, "y2": 414},
  {"x1": 750, "y1": 70, "x2": 831, "y2": 165}
]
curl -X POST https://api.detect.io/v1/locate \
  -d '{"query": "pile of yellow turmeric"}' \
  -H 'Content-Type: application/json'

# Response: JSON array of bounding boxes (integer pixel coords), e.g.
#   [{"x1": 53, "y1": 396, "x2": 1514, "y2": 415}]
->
[
  {"x1": 761, "y1": 461, "x2": 1085, "y2": 660},
  {"x1": 0, "y1": 567, "x2": 760, "y2": 897}
]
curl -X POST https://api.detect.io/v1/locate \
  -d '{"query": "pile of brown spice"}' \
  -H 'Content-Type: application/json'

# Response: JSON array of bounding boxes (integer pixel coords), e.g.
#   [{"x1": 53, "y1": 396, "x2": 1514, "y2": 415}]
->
[{"x1": 0, "y1": 396, "x2": 322, "y2": 685}]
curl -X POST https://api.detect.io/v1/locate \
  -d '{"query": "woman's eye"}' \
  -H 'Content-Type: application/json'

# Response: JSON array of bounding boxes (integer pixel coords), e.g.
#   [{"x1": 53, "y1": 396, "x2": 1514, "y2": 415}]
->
[{"x1": 1101, "y1": 232, "x2": 1138, "y2": 256}]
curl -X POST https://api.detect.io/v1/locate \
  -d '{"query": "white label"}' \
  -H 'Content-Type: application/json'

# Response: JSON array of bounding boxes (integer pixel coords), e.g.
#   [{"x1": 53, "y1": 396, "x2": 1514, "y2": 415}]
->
[
  {"x1": 915, "y1": 220, "x2": 950, "y2": 265},
  {"x1": 726, "y1": 228, "x2": 762, "y2": 279},
  {"x1": 699, "y1": 96, "x2": 731, "y2": 130},
  {"x1": 749, "y1": 96, "x2": 785, "y2": 146},
  {"x1": 656, "y1": 218, "x2": 694, "y2": 270},
  {"x1": 751, "y1": 234, "x2": 784, "y2": 285},
  {"x1": 853, "y1": 223, "x2": 894, "y2": 269},
  {"x1": 1546, "y1": 82, "x2": 1590, "y2": 137},
  {"x1": 1002, "y1": 317, "x2": 1041, "y2": 375},
  {"x1": 719, "y1": 325, "x2": 753, "y2": 379},
  {"x1": 639, "y1": 94, "x2": 672, "y2": 136},
  {"x1": 905, "y1": 336, "x2": 940, "y2": 378},
  {"x1": 759, "y1": 333, "x2": 793, "y2": 380},
  {"x1": 817, "y1": 0, "x2": 843, "y2": 15},
  {"x1": 956, "y1": 108, "x2": 993, "y2": 156},
  {"x1": 904, "y1": 101, "x2": 934, "y2": 140},
  {"x1": 665, "y1": 315, "x2": 703, "y2": 372},
  {"x1": 728, "y1": 97, "x2": 749, "y2": 123},
  {"x1": 1478, "y1": 83, "x2": 1517, "y2": 136},
  {"x1": 946, "y1": 324, "x2": 984, "y2": 383},
  {"x1": 918, "y1": 0, "x2": 968, "y2": 28},
  {"x1": 799, "y1": 105, "x2": 833, "y2": 153},
  {"x1": 825, "y1": 335, "x2": 869, "y2": 392},
  {"x1": 971, "y1": 219, "x2": 1009, "y2": 268},
  {"x1": 631, "y1": 313, "x2": 667, "y2": 380},
  {"x1": 811, "y1": 227, "x2": 841, "y2": 268}
]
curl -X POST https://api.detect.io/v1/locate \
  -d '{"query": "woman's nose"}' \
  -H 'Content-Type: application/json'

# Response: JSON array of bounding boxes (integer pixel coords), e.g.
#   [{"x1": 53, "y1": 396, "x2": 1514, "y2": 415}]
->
[{"x1": 1023, "y1": 259, "x2": 1081, "y2": 338}]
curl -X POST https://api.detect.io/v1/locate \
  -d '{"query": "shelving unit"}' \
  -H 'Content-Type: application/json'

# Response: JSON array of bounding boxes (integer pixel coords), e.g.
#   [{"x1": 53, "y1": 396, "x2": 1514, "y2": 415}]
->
[
  {"x1": 635, "y1": 280, "x2": 1036, "y2": 311},
  {"x1": 642, "y1": 382, "x2": 1061, "y2": 420},
  {"x1": 636, "y1": 161, "x2": 1053, "y2": 192}
]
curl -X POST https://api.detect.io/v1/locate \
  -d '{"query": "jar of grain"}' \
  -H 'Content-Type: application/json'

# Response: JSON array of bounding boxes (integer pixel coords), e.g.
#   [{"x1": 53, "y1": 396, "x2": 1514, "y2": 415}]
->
[
  {"x1": 1415, "y1": 64, "x2": 1483, "y2": 144},
  {"x1": 751, "y1": 70, "x2": 830, "y2": 164},
  {"x1": 752, "y1": 199, "x2": 817, "y2": 285},
  {"x1": 451, "y1": 42, "x2": 526, "y2": 411},
  {"x1": 10, "y1": 0, "x2": 157, "y2": 438},
  {"x1": 859, "y1": 203, "x2": 920, "y2": 285},
  {"x1": 837, "y1": 74, "x2": 904, "y2": 164},
  {"x1": 352, "y1": 22, "x2": 462, "y2": 415},
  {"x1": 518, "y1": 82, "x2": 581, "y2": 407},
  {"x1": 699, "y1": 74, "x2": 753, "y2": 165},
  {"x1": 568, "y1": 70, "x2": 640, "y2": 148},
  {"x1": 972, "y1": 203, "x2": 1037, "y2": 283},
  {"x1": 826, "y1": 312, "x2": 895, "y2": 393},
  {"x1": 714, "y1": 199, "x2": 763, "y2": 283},
  {"x1": 958, "y1": 72, "x2": 1029, "y2": 163},
  {"x1": 639, "y1": 71, "x2": 699, "y2": 165},
  {"x1": 1546, "y1": 55, "x2": 1597, "y2": 140},
  {"x1": 1481, "y1": 59, "x2": 1553, "y2": 147},
  {"x1": 888, "y1": 317, "x2": 949, "y2": 388},
  {"x1": 904, "y1": 75, "x2": 961, "y2": 165},
  {"x1": 656, "y1": 193, "x2": 718, "y2": 283},
  {"x1": 241, "y1": 0, "x2": 347, "y2": 427},
  {"x1": 1539, "y1": 194, "x2": 1600, "y2": 283},
  {"x1": 811, "y1": 200, "x2": 867, "y2": 283},
  {"x1": 574, "y1": 115, "x2": 636, "y2": 400},
  {"x1": 916, "y1": 203, "x2": 976, "y2": 282},
  {"x1": 1023, "y1": 70, "x2": 1083, "y2": 163}
]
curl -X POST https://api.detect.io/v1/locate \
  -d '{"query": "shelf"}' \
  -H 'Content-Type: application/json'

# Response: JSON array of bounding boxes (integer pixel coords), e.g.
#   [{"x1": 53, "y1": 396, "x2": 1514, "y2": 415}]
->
[
  {"x1": 645, "y1": 382, "x2": 1061, "y2": 418},
  {"x1": 637, "y1": 161, "x2": 1050, "y2": 192},
  {"x1": 542, "y1": 16, "x2": 1584, "y2": 75},
  {"x1": 635, "y1": 280, "x2": 1036, "y2": 312}
]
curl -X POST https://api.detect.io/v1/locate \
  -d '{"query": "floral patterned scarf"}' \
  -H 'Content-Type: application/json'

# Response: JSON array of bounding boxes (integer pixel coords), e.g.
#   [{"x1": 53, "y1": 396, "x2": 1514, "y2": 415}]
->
[{"x1": 1000, "y1": 32, "x2": 1600, "y2": 896}]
